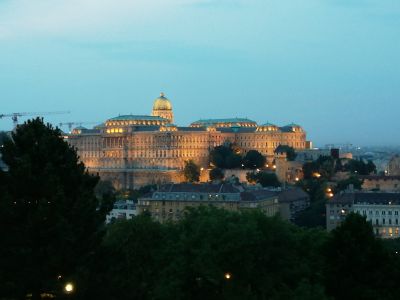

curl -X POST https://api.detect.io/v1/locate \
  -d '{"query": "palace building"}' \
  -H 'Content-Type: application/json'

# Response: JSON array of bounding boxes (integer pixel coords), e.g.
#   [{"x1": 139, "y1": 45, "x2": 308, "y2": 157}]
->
[{"x1": 66, "y1": 93, "x2": 311, "y2": 189}]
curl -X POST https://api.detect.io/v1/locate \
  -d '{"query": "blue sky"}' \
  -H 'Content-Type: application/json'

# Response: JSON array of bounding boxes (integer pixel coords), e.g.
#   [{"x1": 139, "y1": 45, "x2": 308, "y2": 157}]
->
[{"x1": 0, "y1": 0, "x2": 399, "y2": 146}]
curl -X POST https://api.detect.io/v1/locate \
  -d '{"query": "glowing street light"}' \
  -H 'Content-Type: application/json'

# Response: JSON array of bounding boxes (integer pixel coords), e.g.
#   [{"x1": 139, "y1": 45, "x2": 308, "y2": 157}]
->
[
  {"x1": 64, "y1": 282, "x2": 74, "y2": 294},
  {"x1": 224, "y1": 272, "x2": 232, "y2": 280}
]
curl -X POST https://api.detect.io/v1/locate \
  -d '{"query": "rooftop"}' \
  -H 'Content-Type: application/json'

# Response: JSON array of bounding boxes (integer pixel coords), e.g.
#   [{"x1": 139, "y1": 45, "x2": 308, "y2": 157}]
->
[
  {"x1": 157, "y1": 183, "x2": 241, "y2": 194},
  {"x1": 330, "y1": 192, "x2": 400, "y2": 205},
  {"x1": 108, "y1": 115, "x2": 167, "y2": 121},
  {"x1": 240, "y1": 190, "x2": 278, "y2": 201},
  {"x1": 191, "y1": 118, "x2": 257, "y2": 126}
]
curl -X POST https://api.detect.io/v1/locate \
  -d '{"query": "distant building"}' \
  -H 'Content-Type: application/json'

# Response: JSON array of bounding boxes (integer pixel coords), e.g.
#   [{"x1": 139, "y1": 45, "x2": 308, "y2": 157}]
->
[
  {"x1": 326, "y1": 192, "x2": 400, "y2": 238},
  {"x1": 137, "y1": 183, "x2": 280, "y2": 223},
  {"x1": 66, "y1": 93, "x2": 311, "y2": 189},
  {"x1": 295, "y1": 149, "x2": 331, "y2": 162},
  {"x1": 106, "y1": 200, "x2": 137, "y2": 224},
  {"x1": 360, "y1": 175, "x2": 400, "y2": 192},
  {"x1": 278, "y1": 188, "x2": 310, "y2": 222}
]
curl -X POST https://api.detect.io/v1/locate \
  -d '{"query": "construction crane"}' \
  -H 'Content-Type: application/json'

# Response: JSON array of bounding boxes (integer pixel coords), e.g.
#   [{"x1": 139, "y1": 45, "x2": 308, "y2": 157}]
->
[
  {"x1": 0, "y1": 111, "x2": 70, "y2": 128},
  {"x1": 58, "y1": 121, "x2": 99, "y2": 132}
]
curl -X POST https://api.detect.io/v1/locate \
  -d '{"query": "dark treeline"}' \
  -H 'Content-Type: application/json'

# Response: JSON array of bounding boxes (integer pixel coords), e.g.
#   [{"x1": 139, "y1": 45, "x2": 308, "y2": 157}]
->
[{"x1": 76, "y1": 209, "x2": 400, "y2": 300}]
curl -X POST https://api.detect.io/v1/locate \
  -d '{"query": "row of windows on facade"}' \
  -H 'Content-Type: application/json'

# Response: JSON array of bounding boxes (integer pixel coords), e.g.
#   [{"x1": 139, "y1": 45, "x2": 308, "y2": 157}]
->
[
  {"x1": 356, "y1": 210, "x2": 400, "y2": 216},
  {"x1": 101, "y1": 150, "x2": 208, "y2": 159},
  {"x1": 375, "y1": 227, "x2": 399, "y2": 236},
  {"x1": 371, "y1": 218, "x2": 400, "y2": 225}
]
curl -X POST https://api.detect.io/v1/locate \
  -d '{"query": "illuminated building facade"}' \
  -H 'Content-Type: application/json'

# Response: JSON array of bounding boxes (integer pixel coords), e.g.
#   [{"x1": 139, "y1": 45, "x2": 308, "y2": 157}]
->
[
  {"x1": 67, "y1": 93, "x2": 311, "y2": 189},
  {"x1": 327, "y1": 192, "x2": 400, "y2": 238}
]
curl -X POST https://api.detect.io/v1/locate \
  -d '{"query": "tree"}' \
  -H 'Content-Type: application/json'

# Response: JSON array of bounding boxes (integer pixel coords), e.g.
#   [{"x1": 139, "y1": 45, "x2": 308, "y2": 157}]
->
[
  {"x1": 210, "y1": 144, "x2": 243, "y2": 169},
  {"x1": 153, "y1": 207, "x2": 328, "y2": 300},
  {"x1": 95, "y1": 180, "x2": 116, "y2": 200},
  {"x1": 295, "y1": 178, "x2": 329, "y2": 228},
  {"x1": 302, "y1": 156, "x2": 336, "y2": 180},
  {"x1": 209, "y1": 168, "x2": 224, "y2": 181},
  {"x1": 0, "y1": 118, "x2": 111, "y2": 299},
  {"x1": 243, "y1": 150, "x2": 266, "y2": 169},
  {"x1": 246, "y1": 171, "x2": 281, "y2": 187},
  {"x1": 344, "y1": 158, "x2": 376, "y2": 175},
  {"x1": 184, "y1": 160, "x2": 200, "y2": 183},
  {"x1": 324, "y1": 213, "x2": 400, "y2": 300},
  {"x1": 77, "y1": 215, "x2": 165, "y2": 300},
  {"x1": 0, "y1": 131, "x2": 9, "y2": 146}
]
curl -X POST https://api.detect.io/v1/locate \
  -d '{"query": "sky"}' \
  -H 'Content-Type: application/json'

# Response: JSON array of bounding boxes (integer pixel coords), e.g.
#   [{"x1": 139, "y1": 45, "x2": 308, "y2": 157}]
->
[{"x1": 0, "y1": 0, "x2": 399, "y2": 147}]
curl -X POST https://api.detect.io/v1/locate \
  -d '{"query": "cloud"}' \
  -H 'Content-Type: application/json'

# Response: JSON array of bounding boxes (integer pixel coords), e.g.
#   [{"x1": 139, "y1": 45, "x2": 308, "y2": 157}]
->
[{"x1": 0, "y1": 0, "x2": 185, "y2": 40}]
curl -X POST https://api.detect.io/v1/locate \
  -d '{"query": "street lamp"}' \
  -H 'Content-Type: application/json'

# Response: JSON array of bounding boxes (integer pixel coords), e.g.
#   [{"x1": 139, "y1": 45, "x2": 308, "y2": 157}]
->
[
  {"x1": 64, "y1": 282, "x2": 74, "y2": 294},
  {"x1": 224, "y1": 273, "x2": 232, "y2": 280}
]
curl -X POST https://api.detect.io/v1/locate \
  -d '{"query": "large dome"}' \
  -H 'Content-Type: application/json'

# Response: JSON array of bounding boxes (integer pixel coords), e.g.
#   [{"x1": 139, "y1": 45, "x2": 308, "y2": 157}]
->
[{"x1": 153, "y1": 92, "x2": 172, "y2": 110}]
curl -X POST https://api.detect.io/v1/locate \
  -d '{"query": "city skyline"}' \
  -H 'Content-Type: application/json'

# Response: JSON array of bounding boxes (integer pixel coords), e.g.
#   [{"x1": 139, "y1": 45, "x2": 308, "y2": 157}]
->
[{"x1": 1, "y1": 0, "x2": 399, "y2": 146}]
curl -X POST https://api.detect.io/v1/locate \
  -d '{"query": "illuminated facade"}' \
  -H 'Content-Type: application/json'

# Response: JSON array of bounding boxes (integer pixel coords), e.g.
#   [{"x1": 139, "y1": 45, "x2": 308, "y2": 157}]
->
[
  {"x1": 327, "y1": 192, "x2": 400, "y2": 238},
  {"x1": 67, "y1": 93, "x2": 311, "y2": 189}
]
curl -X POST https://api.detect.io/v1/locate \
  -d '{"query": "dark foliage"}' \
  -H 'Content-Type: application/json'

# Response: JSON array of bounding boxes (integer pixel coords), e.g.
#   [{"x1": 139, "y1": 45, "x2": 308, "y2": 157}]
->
[
  {"x1": 325, "y1": 213, "x2": 400, "y2": 300},
  {"x1": 343, "y1": 159, "x2": 376, "y2": 175},
  {"x1": 77, "y1": 208, "x2": 329, "y2": 300},
  {"x1": 246, "y1": 171, "x2": 281, "y2": 187},
  {"x1": 209, "y1": 167, "x2": 224, "y2": 181},
  {"x1": 295, "y1": 178, "x2": 328, "y2": 228},
  {"x1": 210, "y1": 145, "x2": 243, "y2": 169},
  {"x1": 303, "y1": 156, "x2": 336, "y2": 180},
  {"x1": 184, "y1": 160, "x2": 200, "y2": 182},
  {"x1": 0, "y1": 118, "x2": 112, "y2": 299},
  {"x1": 243, "y1": 150, "x2": 266, "y2": 169}
]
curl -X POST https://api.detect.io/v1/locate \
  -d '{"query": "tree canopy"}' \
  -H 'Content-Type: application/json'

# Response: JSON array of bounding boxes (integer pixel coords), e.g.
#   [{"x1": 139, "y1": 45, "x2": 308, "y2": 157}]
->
[
  {"x1": 343, "y1": 158, "x2": 376, "y2": 175},
  {"x1": 184, "y1": 160, "x2": 200, "y2": 182},
  {"x1": 0, "y1": 118, "x2": 112, "y2": 299},
  {"x1": 77, "y1": 207, "x2": 329, "y2": 300},
  {"x1": 325, "y1": 213, "x2": 400, "y2": 300},
  {"x1": 209, "y1": 167, "x2": 224, "y2": 181},
  {"x1": 246, "y1": 171, "x2": 281, "y2": 187},
  {"x1": 243, "y1": 150, "x2": 266, "y2": 169},
  {"x1": 210, "y1": 144, "x2": 243, "y2": 169}
]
